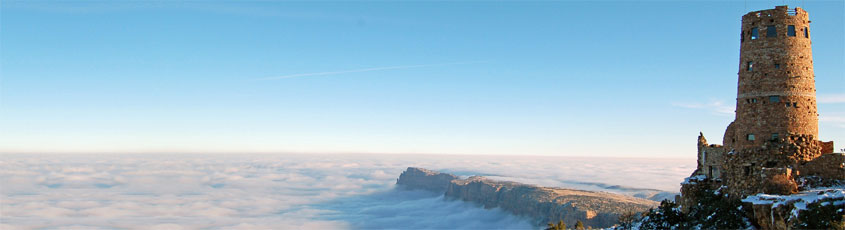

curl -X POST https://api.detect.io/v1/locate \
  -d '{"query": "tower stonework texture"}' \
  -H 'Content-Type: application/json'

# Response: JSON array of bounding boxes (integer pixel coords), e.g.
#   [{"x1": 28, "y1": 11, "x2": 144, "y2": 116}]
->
[
  {"x1": 681, "y1": 6, "x2": 841, "y2": 205},
  {"x1": 725, "y1": 6, "x2": 818, "y2": 152}
]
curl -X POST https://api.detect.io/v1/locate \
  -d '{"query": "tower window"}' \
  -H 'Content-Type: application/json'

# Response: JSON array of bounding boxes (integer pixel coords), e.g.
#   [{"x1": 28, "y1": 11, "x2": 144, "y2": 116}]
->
[
  {"x1": 771, "y1": 133, "x2": 779, "y2": 140},
  {"x1": 751, "y1": 98, "x2": 758, "y2": 103},
  {"x1": 769, "y1": 96, "x2": 780, "y2": 102},
  {"x1": 741, "y1": 31, "x2": 745, "y2": 42},
  {"x1": 747, "y1": 61, "x2": 754, "y2": 71},
  {"x1": 793, "y1": 102, "x2": 797, "y2": 107},
  {"x1": 747, "y1": 134, "x2": 755, "y2": 141},
  {"x1": 804, "y1": 27, "x2": 809, "y2": 38},
  {"x1": 767, "y1": 25, "x2": 777, "y2": 37},
  {"x1": 775, "y1": 63, "x2": 780, "y2": 69},
  {"x1": 787, "y1": 25, "x2": 796, "y2": 37},
  {"x1": 708, "y1": 166, "x2": 714, "y2": 178},
  {"x1": 751, "y1": 28, "x2": 759, "y2": 40}
]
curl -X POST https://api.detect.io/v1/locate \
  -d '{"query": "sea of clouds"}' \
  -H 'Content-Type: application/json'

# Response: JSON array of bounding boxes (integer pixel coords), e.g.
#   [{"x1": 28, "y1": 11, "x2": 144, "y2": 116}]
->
[{"x1": 0, "y1": 154, "x2": 694, "y2": 229}]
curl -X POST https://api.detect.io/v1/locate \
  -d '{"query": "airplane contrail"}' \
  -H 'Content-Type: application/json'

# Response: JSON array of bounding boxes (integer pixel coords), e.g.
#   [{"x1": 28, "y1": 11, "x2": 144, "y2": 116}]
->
[{"x1": 254, "y1": 61, "x2": 484, "y2": 81}]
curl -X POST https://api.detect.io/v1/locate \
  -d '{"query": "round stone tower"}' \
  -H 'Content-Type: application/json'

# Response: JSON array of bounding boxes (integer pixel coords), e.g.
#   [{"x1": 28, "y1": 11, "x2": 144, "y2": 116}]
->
[{"x1": 725, "y1": 6, "x2": 818, "y2": 151}]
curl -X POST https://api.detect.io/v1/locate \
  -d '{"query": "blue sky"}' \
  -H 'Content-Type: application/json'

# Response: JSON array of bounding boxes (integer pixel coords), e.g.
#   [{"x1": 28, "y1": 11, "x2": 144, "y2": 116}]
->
[{"x1": 0, "y1": 0, "x2": 842, "y2": 157}]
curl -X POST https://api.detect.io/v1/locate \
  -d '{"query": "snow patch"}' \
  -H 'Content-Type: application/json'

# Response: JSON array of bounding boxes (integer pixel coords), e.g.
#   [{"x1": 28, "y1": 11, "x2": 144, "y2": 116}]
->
[{"x1": 742, "y1": 187, "x2": 845, "y2": 218}]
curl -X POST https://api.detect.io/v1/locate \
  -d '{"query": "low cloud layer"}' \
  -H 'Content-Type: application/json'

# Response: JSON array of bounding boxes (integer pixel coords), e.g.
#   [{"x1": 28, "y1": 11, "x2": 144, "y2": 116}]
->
[{"x1": 0, "y1": 154, "x2": 693, "y2": 229}]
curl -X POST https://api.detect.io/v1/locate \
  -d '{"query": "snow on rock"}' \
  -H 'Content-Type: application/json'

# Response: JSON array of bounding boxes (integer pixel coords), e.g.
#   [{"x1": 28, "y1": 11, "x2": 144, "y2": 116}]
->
[
  {"x1": 681, "y1": 175, "x2": 707, "y2": 185},
  {"x1": 742, "y1": 186, "x2": 845, "y2": 218}
]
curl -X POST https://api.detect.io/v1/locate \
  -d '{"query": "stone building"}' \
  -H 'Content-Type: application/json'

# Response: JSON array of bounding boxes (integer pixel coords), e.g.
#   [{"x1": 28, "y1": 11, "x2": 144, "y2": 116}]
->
[
  {"x1": 682, "y1": 6, "x2": 842, "y2": 201},
  {"x1": 695, "y1": 133, "x2": 727, "y2": 180}
]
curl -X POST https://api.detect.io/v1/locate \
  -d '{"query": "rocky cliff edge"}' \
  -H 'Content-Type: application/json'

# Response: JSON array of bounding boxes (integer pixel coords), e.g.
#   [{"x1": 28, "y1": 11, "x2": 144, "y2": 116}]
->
[{"x1": 396, "y1": 167, "x2": 659, "y2": 228}]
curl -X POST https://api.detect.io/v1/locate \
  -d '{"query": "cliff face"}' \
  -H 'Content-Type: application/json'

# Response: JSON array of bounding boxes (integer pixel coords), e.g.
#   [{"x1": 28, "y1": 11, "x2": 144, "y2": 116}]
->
[
  {"x1": 396, "y1": 167, "x2": 658, "y2": 228},
  {"x1": 396, "y1": 167, "x2": 460, "y2": 192}
]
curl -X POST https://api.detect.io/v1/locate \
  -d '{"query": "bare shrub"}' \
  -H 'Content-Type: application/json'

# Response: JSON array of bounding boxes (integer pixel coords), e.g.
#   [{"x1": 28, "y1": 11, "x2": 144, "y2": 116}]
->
[
  {"x1": 617, "y1": 210, "x2": 639, "y2": 229},
  {"x1": 763, "y1": 174, "x2": 798, "y2": 195}
]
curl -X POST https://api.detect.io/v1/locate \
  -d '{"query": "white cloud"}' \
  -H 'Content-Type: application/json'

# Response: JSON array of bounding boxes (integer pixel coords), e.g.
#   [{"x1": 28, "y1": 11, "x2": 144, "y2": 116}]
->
[
  {"x1": 818, "y1": 94, "x2": 845, "y2": 104},
  {"x1": 672, "y1": 100, "x2": 735, "y2": 116},
  {"x1": 0, "y1": 154, "x2": 693, "y2": 229},
  {"x1": 820, "y1": 115, "x2": 845, "y2": 128},
  {"x1": 820, "y1": 115, "x2": 845, "y2": 123}
]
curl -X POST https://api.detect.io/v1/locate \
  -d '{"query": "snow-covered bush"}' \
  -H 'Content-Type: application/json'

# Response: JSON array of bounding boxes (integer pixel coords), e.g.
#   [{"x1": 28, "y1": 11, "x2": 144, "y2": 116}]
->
[{"x1": 794, "y1": 199, "x2": 845, "y2": 229}]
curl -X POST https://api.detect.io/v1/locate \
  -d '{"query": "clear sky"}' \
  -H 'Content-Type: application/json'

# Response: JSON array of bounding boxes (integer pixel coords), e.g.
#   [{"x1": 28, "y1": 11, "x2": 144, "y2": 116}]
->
[{"x1": 0, "y1": 0, "x2": 842, "y2": 157}]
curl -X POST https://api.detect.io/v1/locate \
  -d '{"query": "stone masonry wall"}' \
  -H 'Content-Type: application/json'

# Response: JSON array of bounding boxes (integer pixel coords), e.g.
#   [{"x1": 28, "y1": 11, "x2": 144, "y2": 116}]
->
[
  {"x1": 697, "y1": 133, "x2": 726, "y2": 179},
  {"x1": 820, "y1": 140, "x2": 835, "y2": 154},
  {"x1": 800, "y1": 153, "x2": 845, "y2": 180},
  {"x1": 722, "y1": 135, "x2": 823, "y2": 196}
]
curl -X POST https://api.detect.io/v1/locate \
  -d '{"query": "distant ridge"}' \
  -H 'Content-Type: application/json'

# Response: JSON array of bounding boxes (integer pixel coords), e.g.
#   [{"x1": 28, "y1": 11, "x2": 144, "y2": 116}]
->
[{"x1": 396, "y1": 167, "x2": 658, "y2": 228}]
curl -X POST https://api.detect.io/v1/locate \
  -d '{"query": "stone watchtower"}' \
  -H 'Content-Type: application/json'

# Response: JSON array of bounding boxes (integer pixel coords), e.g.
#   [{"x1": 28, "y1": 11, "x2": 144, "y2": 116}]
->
[
  {"x1": 723, "y1": 6, "x2": 818, "y2": 152},
  {"x1": 681, "y1": 6, "x2": 840, "y2": 200}
]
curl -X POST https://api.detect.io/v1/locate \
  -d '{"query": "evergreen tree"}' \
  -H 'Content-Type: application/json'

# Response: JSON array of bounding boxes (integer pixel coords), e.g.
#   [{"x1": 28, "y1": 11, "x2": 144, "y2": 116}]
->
[
  {"x1": 575, "y1": 220, "x2": 585, "y2": 230},
  {"x1": 545, "y1": 220, "x2": 565, "y2": 230},
  {"x1": 795, "y1": 201, "x2": 845, "y2": 229},
  {"x1": 639, "y1": 200, "x2": 685, "y2": 229},
  {"x1": 637, "y1": 189, "x2": 750, "y2": 229},
  {"x1": 686, "y1": 188, "x2": 748, "y2": 229}
]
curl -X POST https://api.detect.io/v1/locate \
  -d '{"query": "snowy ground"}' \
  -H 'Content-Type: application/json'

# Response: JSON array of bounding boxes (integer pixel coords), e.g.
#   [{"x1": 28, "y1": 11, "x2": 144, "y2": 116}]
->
[{"x1": 0, "y1": 153, "x2": 694, "y2": 229}]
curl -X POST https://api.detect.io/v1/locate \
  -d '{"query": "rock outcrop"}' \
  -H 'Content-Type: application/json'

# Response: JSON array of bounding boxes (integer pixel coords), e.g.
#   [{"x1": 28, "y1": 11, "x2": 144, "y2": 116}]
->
[
  {"x1": 396, "y1": 167, "x2": 659, "y2": 228},
  {"x1": 742, "y1": 188, "x2": 845, "y2": 230},
  {"x1": 396, "y1": 167, "x2": 460, "y2": 192}
]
